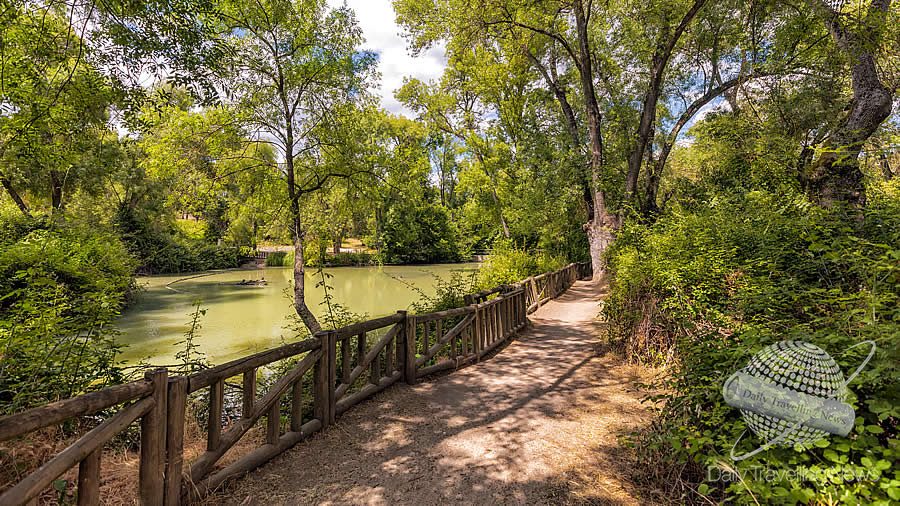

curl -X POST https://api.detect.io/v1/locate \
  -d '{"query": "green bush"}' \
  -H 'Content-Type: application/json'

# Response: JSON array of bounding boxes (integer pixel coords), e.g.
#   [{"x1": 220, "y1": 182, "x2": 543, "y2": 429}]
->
[
  {"x1": 0, "y1": 211, "x2": 135, "y2": 413},
  {"x1": 266, "y1": 250, "x2": 373, "y2": 268},
  {"x1": 324, "y1": 252, "x2": 372, "y2": 267},
  {"x1": 475, "y1": 241, "x2": 566, "y2": 290},
  {"x1": 115, "y1": 204, "x2": 247, "y2": 274},
  {"x1": 604, "y1": 190, "x2": 900, "y2": 504},
  {"x1": 382, "y1": 203, "x2": 465, "y2": 264},
  {"x1": 265, "y1": 251, "x2": 288, "y2": 266}
]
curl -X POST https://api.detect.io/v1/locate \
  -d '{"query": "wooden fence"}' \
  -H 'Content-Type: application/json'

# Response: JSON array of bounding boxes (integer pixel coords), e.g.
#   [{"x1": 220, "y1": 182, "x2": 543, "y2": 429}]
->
[{"x1": 0, "y1": 262, "x2": 590, "y2": 505}]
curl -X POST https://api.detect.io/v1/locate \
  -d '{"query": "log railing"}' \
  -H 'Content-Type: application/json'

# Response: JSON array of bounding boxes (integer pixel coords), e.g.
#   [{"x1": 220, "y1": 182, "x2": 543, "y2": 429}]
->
[
  {"x1": 517, "y1": 262, "x2": 582, "y2": 313},
  {"x1": 412, "y1": 287, "x2": 528, "y2": 379},
  {"x1": 0, "y1": 262, "x2": 590, "y2": 505},
  {"x1": 178, "y1": 337, "x2": 323, "y2": 501},
  {"x1": 0, "y1": 370, "x2": 169, "y2": 506},
  {"x1": 328, "y1": 312, "x2": 406, "y2": 416}
]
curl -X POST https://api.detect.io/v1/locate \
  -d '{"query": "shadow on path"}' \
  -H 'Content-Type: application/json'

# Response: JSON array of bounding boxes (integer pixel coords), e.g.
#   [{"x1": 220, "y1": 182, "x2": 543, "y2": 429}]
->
[{"x1": 217, "y1": 280, "x2": 650, "y2": 505}]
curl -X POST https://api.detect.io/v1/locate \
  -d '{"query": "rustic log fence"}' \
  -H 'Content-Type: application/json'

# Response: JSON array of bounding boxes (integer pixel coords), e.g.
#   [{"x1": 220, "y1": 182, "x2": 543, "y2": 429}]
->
[
  {"x1": 0, "y1": 262, "x2": 590, "y2": 505},
  {"x1": 0, "y1": 370, "x2": 169, "y2": 505}
]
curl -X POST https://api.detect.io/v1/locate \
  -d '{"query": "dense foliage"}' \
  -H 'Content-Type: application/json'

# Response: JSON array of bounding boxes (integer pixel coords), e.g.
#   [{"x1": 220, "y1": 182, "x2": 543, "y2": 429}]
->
[
  {"x1": 381, "y1": 201, "x2": 465, "y2": 264},
  {"x1": 604, "y1": 186, "x2": 900, "y2": 504},
  {"x1": 115, "y1": 205, "x2": 246, "y2": 274},
  {"x1": 0, "y1": 209, "x2": 134, "y2": 413},
  {"x1": 0, "y1": 0, "x2": 897, "y2": 503},
  {"x1": 474, "y1": 242, "x2": 568, "y2": 290}
]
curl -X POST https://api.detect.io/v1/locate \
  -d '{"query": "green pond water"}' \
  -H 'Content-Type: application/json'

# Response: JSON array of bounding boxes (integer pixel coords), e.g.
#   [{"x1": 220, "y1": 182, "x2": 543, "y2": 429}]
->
[{"x1": 115, "y1": 263, "x2": 478, "y2": 366}]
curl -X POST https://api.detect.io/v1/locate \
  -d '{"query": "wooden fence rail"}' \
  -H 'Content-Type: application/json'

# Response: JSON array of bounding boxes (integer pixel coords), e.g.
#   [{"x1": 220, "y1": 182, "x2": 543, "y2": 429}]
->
[
  {"x1": 0, "y1": 370, "x2": 168, "y2": 506},
  {"x1": 0, "y1": 262, "x2": 590, "y2": 505}
]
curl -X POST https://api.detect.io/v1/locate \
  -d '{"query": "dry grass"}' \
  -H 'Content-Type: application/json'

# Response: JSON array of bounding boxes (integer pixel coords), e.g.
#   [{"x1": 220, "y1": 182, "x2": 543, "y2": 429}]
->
[{"x1": 0, "y1": 408, "x2": 267, "y2": 505}]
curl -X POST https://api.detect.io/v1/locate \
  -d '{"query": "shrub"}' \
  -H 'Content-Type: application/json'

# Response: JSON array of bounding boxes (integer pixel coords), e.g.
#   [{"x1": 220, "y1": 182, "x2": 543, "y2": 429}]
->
[
  {"x1": 265, "y1": 251, "x2": 287, "y2": 266},
  {"x1": 115, "y1": 204, "x2": 247, "y2": 274},
  {"x1": 324, "y1": 252, "x2": 372, "y2": 267},
  {"x1": 0, "y1": 212, "x2": 135, "y2": 413},
  {"x1": 475, "y1": 241, "x2": 567, "y2": 290},
  {"x1": 605, "y1": 191, "x2": 900, "y2": 504},
  {"x1": 381, "y1": 204, "x2": 465, "y2": 264}
]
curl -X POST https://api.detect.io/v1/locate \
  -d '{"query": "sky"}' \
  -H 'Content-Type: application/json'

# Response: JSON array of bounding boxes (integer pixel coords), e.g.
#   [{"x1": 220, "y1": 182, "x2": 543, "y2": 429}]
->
[{"x1": 326, "y1": 0, "x2": 448, "y2": 118}]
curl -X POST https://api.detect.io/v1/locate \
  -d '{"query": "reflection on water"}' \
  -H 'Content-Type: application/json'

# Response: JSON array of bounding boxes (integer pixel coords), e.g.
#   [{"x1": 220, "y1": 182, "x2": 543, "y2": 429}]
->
[{"x1": 115, "y1": 263, "x2": 477, "y2": 366}]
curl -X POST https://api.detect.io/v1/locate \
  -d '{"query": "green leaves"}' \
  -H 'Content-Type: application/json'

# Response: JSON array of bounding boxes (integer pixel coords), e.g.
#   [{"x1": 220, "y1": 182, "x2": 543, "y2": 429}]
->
[{"x1": 607, "y1": 190, "x2": 900, "y2": 504}]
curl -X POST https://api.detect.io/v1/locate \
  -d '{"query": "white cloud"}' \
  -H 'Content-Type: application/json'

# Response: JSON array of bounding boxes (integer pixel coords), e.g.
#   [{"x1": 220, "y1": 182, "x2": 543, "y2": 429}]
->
[{"x1": 327, "y1": 0, "x2": 447, "y2": 118}]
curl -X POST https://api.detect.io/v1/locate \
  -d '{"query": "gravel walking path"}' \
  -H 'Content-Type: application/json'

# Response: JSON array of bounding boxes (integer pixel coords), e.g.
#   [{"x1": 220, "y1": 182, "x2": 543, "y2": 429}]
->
[{"x1": 216, "y1": 280, "x2": 650, "y2": 505}]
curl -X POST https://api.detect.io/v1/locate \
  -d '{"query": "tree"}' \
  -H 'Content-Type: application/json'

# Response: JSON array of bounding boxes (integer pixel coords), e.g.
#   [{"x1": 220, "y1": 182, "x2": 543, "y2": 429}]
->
[
  {"x1": 0, "y1": 5, "x2": 117, "y2": 215},
  {"x1": 397, "y1": 74, "x2": 513, "y2": 238},
  {"x1": 394, "y1": 0, "x2": 746, "y2": 275},
  {"x1": 217, "y1": 0, "x2": 375, "y2": 332},
  {"x1": 806, "y1": 0, "x2": 896, "y2": 208}
]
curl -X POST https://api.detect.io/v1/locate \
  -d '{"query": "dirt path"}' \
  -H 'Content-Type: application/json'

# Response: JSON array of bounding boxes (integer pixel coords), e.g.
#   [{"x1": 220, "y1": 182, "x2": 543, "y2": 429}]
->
[{"x1": 217, "y1": 280, "x2": 651, "y2": 505}]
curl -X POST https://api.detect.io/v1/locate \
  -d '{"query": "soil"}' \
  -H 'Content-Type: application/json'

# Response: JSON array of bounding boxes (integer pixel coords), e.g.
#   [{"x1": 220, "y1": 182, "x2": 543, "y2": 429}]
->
[{"x1": 213, "y1": 280, "x2": 654, "y2": 505}]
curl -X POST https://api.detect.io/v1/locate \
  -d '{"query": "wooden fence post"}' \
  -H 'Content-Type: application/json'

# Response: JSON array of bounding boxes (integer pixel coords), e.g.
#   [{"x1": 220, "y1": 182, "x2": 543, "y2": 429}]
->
[
  {"x1": 242, "y1": 368, "x2": 256, "y2": 418},
  {"x1": 313, "y1": 331, "x2": 333, "y2": 427},
  {"x1": 326, "y1": 331, "x2": 336, "y2": 424},
  {"x1": 165, "y1": 376, "x2": 187, "y2": 506},
  {"x1": 404, "y1": 314, "x2": 417, "y2": 385},
  {"x1": 140, "y1": 368, "x2": 167, "y2": 506},
  {"x1": 474, "y1": 306, "x2": 483, "y2": 357},
  {"x1": 77, "y1": 448, "x2": 100, "y2": 506}
]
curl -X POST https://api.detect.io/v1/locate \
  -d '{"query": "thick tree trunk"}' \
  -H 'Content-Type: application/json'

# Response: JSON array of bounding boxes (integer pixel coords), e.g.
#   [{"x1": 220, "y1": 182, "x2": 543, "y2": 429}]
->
[
  {"x1": 583, "y1": 190, "x2": 619, "y2": 279},
  {"x1": 808, "y1": 0, "x2": 894, "y2": 208},
  {"x1": 574, "y1": 2, "x2": 617, "y2": 279}
]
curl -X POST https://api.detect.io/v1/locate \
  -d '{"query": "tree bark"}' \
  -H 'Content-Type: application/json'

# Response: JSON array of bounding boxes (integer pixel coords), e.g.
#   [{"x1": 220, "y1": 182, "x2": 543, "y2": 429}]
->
[
  {"x1": 284, "y1": 127, "x2": 322, "y2": 334},
  {"x1": 291, "y1": 221, "x2": 321, "y2": 334},
  {"x1": 0, "y1": 170, "x2": 31, "y2": 217},
  {"x1": 574, "y1": 1, "x2": 618, "y2": 279},
  {"x1": 625, "y1": 0, "x2": 708, "y2": 202},
  {"x1": 807, "y1": 0, "x2": 894, "y2": 208}
]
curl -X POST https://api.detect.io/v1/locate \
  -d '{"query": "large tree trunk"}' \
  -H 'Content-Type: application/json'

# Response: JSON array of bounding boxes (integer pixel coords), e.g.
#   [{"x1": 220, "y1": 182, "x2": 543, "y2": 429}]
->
[
  {"x1": 574, "y1": 2, "x2": 618, "y2": 280},
  {"x1": 808, "y1": 0, "x2": 894, "y2": 208},
  {"x1": 528, "y1": 39, "x2": 613, "y2": 272}
]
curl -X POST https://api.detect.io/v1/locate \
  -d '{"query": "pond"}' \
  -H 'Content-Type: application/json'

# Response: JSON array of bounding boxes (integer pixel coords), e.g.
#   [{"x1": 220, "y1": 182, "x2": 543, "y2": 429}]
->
[{"x1": 115, "y1": 263, "x2": 478, "y2": 366}]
